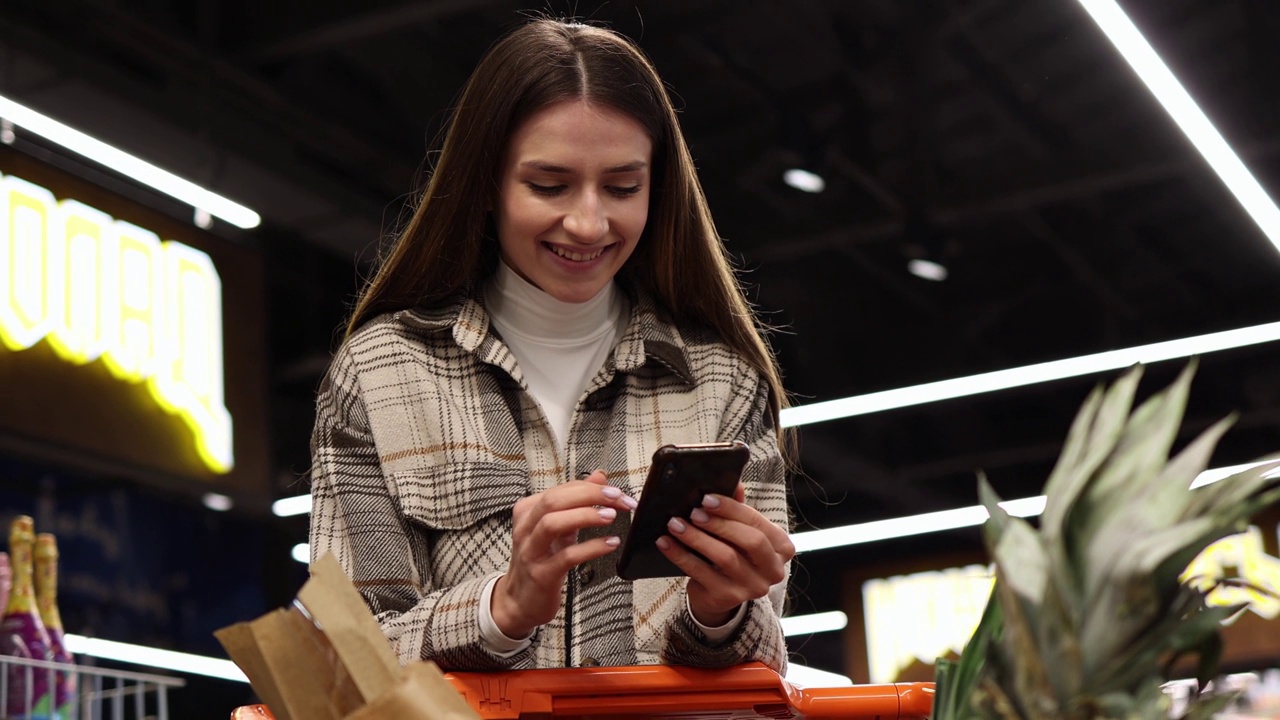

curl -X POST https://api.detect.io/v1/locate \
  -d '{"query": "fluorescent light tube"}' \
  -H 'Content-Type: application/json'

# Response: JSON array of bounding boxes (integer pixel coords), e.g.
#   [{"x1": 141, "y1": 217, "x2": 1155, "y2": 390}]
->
[
  {"x1": 63, "y1": 634, "x2": 248, "y2": 683},
  {"x1": 780, "y1": 610, "x2": 848, "y2": 636},
  {"x1": 273, "y1": 494, "x2": 312, "y2": 517},
  {"x1": 1077, "y1": 0, "x2": 1280, "y2": 252},
  {"x1": 0, "y1": 93, "x2": 261, "y2": 229},
  {"x1": 292, "y1": 542, "x2": 309, "y2": 564},
  {"x1": 201, "y1": 493, "x2": 234, "y2": 512},
  {"x1": 793, "y1": 462, "x2": 1276, "y2": 553},
  {"x1": 784, "y1": 662, "x2": 852, "y2": 687},
  {"x1": 792, "y1": 496, "x2": 1046, "y2": 553},
  {"x1": 783, "y1": 168, "x2": 826, "y2": 193},
  {"x1": 781, "y1": 320, "x2": 1280, "y2": 427}
]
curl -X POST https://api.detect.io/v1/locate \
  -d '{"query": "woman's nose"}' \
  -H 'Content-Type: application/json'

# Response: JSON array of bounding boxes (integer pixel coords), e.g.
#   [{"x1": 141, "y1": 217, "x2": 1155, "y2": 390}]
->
[{"x1": 563, "y1": 191, "x2": 608, "y2": 243}]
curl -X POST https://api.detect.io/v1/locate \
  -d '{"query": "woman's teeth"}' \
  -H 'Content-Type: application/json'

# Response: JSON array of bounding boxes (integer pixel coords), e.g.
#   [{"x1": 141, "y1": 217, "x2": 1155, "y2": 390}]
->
[{"x1": 549, "y1": 244, "x2": 606, "y2": 262}]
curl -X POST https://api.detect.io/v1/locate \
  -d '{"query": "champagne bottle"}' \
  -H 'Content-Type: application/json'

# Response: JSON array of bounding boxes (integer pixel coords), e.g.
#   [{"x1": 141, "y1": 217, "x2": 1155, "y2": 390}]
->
[
  {"x1": 1, "y1": 517, "x2": 54, "y2": 719},
  {"x1": 35, "y1": 534, "x2": 74, "y2": 716},
  {"x1": 0, "y1": 552, "x2": 10, "y2": 613}
]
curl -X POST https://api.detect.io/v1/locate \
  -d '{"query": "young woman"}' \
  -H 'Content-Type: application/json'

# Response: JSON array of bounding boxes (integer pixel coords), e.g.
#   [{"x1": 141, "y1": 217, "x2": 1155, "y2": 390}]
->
[{"x1": 308, "y1": 18, "x2": 795, "y2": 673}]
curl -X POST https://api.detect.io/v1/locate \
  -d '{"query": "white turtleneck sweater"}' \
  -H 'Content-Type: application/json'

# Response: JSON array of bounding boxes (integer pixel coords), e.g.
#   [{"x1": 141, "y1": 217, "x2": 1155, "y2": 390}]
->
[
  {"x1": 476, "y1": 259, "x2": 745, "y2": 656},
  {"x1": 484, "y1": 260, "x2": 629, "y2": 452}
]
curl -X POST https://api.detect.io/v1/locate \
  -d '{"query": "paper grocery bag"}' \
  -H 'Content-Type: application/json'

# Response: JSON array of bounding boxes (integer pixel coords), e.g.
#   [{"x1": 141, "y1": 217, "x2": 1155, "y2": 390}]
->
[
  {"x1": 297, "y1": 553, "x2": 400, "y2": 701},
  {"x1": 346, "y1": 662, "x2": 480, "y2": 720},
  {"x1": 216, "y1": 601, "x2": 364, "y2": 720},
  {"x1": 218, "y1": 552, "x2": 480, "y2": 720}
]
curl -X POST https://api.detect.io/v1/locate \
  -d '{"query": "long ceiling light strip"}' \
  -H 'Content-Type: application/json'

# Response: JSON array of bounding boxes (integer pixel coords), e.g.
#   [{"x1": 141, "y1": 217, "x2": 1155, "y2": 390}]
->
[
  {"x1": 780, "y1": 610, "x2": 848, "y2": 637},
  {"x1": 1076, "y1": 0, "x2": 1280, "y2": 252},
  {"x1": 63, "y1": 634, "x2": 248, "y2": 683},
  {"x1": 779, "y1": 320, "x2": 1280, "y2": 428},
  {"x1": 792, "y1": 462, "x2": 1273, "y2": 553},
  {"x1": 0, "y1": 93, "x2": 261, "y2": 229}
]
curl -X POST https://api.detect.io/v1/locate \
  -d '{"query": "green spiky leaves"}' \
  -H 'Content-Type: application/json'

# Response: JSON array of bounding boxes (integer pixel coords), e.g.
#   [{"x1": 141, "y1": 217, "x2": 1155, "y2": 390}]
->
[{"x1": 931, "y1": 363, "x2": 1280, "y2": 720}]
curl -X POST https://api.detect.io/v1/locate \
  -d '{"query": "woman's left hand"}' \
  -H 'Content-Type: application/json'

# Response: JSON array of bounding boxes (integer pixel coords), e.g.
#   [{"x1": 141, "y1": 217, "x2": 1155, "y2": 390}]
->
[{"x1": 655, "y1": 483, "x2": 795, "y2": 627}]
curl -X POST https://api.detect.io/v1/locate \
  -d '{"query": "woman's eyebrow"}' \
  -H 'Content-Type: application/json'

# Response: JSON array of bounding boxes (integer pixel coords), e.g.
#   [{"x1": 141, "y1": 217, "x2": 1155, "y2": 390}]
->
[{"x1": 519, "y1": 160, "x2": 649, "y2": 174}]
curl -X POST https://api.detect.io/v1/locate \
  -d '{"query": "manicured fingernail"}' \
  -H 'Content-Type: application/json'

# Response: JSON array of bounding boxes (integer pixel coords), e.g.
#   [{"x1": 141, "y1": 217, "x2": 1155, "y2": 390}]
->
[
  {"x1": 605, "y1": 536, "x2": 621, "y2": 547},
  {"x1": 601, "y1": 486, "x2": 623, "y2": 499},
  {"x1": 668, "y1": 517, "x2": 687, "y2": 534},
  {"x1": 701, "y1": 494, "x2": 721, "y2": 509},
  {"x1": 656, "y1": 537, "x2": 671, "y2": 550},
  {"x1": 621, "y1": 495, "x2": 638, "y2": 511},
  {"x1": 690, "y1": 508, "x2": 710, "y2": 524},
  {"x1": 598, "y1": 507, "x2": 617, "y2": 521}
]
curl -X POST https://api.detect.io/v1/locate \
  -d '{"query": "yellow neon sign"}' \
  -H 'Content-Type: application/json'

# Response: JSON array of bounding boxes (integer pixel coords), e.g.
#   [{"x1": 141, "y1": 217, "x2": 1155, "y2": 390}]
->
[{"x1": 0, "y1": 172, "x2": 233, "y2": 473}]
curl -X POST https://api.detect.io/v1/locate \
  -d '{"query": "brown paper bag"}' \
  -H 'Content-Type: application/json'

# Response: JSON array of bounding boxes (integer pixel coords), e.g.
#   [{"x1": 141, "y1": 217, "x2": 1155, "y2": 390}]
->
[
  {"x1": 215, "y1": 603, "x2": 364, "y2": 720},
  {"x1": 218, "y1": 552, "x2": 480, "y2": 720},
  {"x1": 298, "y1": 553, "x2": 400, "y2": 702}
]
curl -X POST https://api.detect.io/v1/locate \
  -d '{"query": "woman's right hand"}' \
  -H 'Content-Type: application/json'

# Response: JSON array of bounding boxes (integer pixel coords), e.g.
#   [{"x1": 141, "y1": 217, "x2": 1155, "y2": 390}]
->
[{"x1": 491, "y1": 470, "x2": 636, "y2": 639}]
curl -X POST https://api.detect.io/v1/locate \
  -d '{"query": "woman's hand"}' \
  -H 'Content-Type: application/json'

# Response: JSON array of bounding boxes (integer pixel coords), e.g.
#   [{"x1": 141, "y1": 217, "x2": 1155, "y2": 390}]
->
[
  {"x1": 492, "y1": 470, "x2": 637, "y2": 639},
  {"x1": 656, "y1": 483, "x2": 795, "y2": 627}
]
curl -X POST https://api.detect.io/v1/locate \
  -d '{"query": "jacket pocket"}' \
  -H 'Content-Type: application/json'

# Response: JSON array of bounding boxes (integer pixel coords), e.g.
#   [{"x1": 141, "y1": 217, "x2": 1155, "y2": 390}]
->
[{"x1": 391, "y1": 461, "x2": 529, "y2": 530}]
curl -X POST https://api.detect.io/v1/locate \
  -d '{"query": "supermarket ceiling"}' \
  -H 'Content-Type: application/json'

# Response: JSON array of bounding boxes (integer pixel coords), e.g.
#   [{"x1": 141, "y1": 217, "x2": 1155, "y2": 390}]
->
[{"x1": 3, "y1": 0, "x2": 1280, "y2": 567}]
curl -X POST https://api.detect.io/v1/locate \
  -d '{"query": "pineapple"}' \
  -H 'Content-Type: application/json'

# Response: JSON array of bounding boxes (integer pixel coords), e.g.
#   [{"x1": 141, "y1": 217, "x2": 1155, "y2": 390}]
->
[{"x1": 932, "y1": 362, "x2": 1280, "y2": 720}]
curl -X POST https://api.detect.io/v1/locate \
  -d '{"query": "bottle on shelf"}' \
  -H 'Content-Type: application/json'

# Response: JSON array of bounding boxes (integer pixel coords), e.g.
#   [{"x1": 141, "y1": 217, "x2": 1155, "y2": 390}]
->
[
  {"x1": 35, "y1": 533, "x2": 75, "y2": 717},
  {"x1": 0, "y1": 552, "x2": 10, "y2": 612},
  {"x1": 0, "y1": 516, "x2": 54, "y2": 719}
]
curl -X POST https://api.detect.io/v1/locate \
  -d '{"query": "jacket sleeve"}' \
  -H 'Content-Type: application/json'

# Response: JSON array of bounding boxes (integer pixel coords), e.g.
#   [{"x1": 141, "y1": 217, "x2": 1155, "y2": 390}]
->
[
  {"x1": 660, "y1": 365, "x2": 790, "y2": 674},
  {"x1": 308, "y1": 343, "x2": 537, "y2": 671}
]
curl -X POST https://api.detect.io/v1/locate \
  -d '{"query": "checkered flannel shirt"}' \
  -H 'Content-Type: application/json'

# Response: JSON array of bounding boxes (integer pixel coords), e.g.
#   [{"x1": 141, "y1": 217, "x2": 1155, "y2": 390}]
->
[{"x1": 308, "y1": 289, "x2": 789, "y2": 672}]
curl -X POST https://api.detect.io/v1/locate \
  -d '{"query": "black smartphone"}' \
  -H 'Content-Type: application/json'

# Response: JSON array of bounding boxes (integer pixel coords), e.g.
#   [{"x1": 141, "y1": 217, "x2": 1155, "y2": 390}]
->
[{"x1": 615, "y1": 441, "x2": 750, "y2": 581}]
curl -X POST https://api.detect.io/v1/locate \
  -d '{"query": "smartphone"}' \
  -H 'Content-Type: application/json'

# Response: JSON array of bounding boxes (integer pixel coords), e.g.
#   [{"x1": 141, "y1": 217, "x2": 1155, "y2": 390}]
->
[{"x1": 615, "y1": 441, "x2": 750, "y2": 581}]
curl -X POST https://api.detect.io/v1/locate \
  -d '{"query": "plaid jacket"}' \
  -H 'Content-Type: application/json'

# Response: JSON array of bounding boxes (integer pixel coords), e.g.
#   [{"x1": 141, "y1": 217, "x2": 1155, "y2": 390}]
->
[{"x1": 308, "y1": 290, "x2": 789, "y2": 673}]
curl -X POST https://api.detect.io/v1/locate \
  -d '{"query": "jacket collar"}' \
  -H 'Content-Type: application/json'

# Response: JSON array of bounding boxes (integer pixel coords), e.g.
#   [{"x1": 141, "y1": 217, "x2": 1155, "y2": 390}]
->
[{"x1": 393, "y1": 286, "x2": 695, "y2": 386}]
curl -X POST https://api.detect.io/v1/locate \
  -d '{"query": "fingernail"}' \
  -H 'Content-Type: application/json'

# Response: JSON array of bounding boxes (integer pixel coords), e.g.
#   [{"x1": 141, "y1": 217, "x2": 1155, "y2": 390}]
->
[
  {"x1": 656, "y1": 537, "x2": 671, "y2": 550},
  {"x1": 621, "y1": 495, "x2": 638, "y2": 511},
  {"x1": 601, "y1": 486, "x2": 622, "y2": 499},
  {"x1": 701, "y1": 494, "x2": 721, "y2": 509},
  {"x1": 690, "y1": 508, "x2": 710, "y2": 524},
  {"x1": 605, "y1": 536, "x2": 621, "y2": 547},
  {"x1": 668, "y1": 517, "x2": 687, "y2": 534},
  {"x1": 598, "y1": 507, "x2": 617, "y2": 521}
]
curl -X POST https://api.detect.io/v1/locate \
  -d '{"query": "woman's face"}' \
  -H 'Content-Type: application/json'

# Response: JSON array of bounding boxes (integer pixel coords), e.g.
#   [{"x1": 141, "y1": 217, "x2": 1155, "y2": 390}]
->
[{"x1": 495, "y1": 99, "x2": 653, "y2": 303}]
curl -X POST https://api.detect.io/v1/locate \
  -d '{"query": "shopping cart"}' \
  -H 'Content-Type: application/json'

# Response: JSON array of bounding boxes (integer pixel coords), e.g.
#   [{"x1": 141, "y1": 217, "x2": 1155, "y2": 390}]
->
[
  {"x1": 0, "y1": 653, "x2": 184, "y2": 720},
  {"x1": 231, "y1": 662, "x2": 934, "y2": 719}
]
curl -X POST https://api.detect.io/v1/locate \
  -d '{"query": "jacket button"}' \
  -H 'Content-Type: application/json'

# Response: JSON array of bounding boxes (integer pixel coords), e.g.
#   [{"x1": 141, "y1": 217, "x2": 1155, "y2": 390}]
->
[
  {"x1": 578, "y1": 565, "x2": 595, "y2": 585},
  {"x1": 581, "y1": 657, "x2": 600, "y2": 667}
]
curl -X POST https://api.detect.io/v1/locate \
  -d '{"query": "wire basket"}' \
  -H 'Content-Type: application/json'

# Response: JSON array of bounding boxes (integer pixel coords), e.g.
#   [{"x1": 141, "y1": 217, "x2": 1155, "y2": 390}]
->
[{"x1": 0, "y1": 653, "x2": 184, "y2": 720}]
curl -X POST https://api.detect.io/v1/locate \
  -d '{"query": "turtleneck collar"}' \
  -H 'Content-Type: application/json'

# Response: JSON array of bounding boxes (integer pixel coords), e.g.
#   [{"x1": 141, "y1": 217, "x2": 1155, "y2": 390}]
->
[{"x1": 483, "y1": 259, "x2": 624, "y2": 345}]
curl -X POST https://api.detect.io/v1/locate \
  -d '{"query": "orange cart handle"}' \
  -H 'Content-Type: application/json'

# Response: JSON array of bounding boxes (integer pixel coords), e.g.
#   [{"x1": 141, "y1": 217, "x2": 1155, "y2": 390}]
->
[{"x1": 443, "y1": 662, "x2": 935, "y2": 719}]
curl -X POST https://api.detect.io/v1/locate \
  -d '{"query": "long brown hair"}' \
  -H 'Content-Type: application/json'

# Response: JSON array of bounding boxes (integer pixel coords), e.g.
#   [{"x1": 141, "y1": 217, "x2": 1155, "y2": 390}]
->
[{"x1": 346, "y1": 19, "x2": 790, "y2": 429}]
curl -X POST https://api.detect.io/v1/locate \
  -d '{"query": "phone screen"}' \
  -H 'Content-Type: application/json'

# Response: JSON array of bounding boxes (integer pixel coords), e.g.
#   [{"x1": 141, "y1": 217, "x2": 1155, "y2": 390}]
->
[{"x1": 615, "y1": 441, "x2": 750, "y2": 581}]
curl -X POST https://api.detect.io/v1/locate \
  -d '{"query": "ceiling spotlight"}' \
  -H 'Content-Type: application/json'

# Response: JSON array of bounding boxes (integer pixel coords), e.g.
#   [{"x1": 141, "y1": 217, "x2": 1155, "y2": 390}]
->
[
  {"x1": 201, "y1": 492, "x2": 234, "y2": 512},
  {"x1": 907, "y1": 257, "x2": 948, "y2": 282},
  {"x1": 291, "y1": 543, "x2": 309, "y2": 564},
  {"x1": 783, "y1": 168, "x2": 826, "y2": 194}
]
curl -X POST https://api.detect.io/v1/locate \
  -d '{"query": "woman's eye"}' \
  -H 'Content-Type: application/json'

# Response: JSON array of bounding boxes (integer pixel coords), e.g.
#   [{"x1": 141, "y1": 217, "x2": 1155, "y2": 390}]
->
[
  {"x1": 608, "y1": 185, "x2": 643, "y2": 197},
  {"x1": 527, "y1": 182, "x2": 566, "y2": 196}
]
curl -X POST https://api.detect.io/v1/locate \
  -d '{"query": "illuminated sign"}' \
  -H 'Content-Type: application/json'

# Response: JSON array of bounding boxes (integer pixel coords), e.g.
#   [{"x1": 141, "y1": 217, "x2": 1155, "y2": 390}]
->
[
  {"x1": 862, "y1": 565, "x2": 994, "y2": 684},
  {"x1": 0, "y1": 173, "x2": 233, "y2": 473},
  {"x1": 863, "y1": 529, "x2": 1280, "y2": 682},
  {"x1": 1181, "y1": 525, "x2": 1280, "y2": 621}
]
